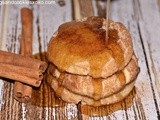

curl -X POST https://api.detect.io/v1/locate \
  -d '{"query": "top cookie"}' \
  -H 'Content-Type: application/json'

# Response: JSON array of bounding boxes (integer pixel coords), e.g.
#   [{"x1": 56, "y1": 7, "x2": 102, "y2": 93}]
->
[{"x1": 47, "y1": 16, "x2": 133, "y2": 78}]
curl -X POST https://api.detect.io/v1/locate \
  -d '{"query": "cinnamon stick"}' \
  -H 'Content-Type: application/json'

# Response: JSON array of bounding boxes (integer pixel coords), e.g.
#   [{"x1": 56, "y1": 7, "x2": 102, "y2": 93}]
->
[
  {"x1": 14, "y1": 7, "x2": 33, "y2": 103},
  {"x1": 18, "y1": 7, "x2": 33, "y2": 103},
  {"x1": 0, "y1": 63, "x2": 43, "y2": 80},
  {"x1": 14, "y1": 82, "x2": 24, "y2": 98},
  {"x1": 14, "y1": 35, "x2": 31, "y2": 102},
  {"x1": 22, "y1": 85, "x2": 33, "y2": 102},
  {"x1": 0, "y1": 64, "x2": 41, "y2": 87},
  {"x1": 0, "y1": 8, "x2": 48, "y2": 102},
  {"x1": 21, "y1": 7, "x2": 33, "y2": 57},
  {"x1": 0, "y1": 52, "x2": 46, "y2": 87},
  {"x1": 0, "y1": 50, "x2": 47, "y2": 72}
]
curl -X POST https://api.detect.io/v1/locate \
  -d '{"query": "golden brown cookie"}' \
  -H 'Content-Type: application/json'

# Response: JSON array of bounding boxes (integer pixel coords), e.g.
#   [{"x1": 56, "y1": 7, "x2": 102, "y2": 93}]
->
[{"x1": 47, "y1": 17, "x2": 133, "y2": 78}]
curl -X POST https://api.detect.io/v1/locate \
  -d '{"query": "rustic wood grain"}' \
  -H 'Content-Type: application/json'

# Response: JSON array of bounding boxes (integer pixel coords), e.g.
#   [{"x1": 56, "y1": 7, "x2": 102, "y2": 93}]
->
[
  {"x1": 79, "y1": 0, "x2": 94, "y2": 18},
  {"x1": 24, "y1": 2, "x2": 78, "y2": 120},
  {"x1": 78, "y1": 0, "x2": 160, "y2": 119},
  {"x1": 0, "y1": 0, "x2": 160, "y2": 120},
  {"x1": 158, "y1": 0, "x2": 160, "y2": 10},
  {"x1": 110, "y1": 0, "x2": 160, "y2": 119},
  {"x1": 96, "y1": 0, "x2": 106, "y2": 18},
  {"x1": 0, "y1": 5, "x2": 23, "y2": 120},
  {"x1": 72, "y1": 0, "x2": 94, "y2": 19},
  {"x1": 137, "y1": 0, "x2": 160, "y2": 118},
  {"x1": 0, "y1": 4, "x2": 3, "y2": 110},
  {"x1": 0, "y1": 5, "x2": 1, "y2": 42}
]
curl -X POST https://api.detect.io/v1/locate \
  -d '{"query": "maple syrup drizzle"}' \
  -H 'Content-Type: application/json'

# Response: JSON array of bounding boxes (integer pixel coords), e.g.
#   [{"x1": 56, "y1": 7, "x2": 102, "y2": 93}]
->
[
  {"x1": 80, "y1": 88, "x2": 136, "y2": 116},
  {"x1": 116, "y1": 71, "x2": 126, "y2": 86},
  {"x1": 31, "y1": 15, "x2": 135, "y2": 116},
  {"x1": 92, "y1": 78, "x2": 102, "y2": 100},
  {"x1": 50, "y1": 17, "x2": 125, "y2": 78},
  {"x1": 31, "y1": 52, "x2": 136, "y2": 117},
  {"x1": 107, "y1": 29, "x2": 125, "y2": 70},
  {"x1": 56, "y1": 72, "x2": 64, "y2": 85}
]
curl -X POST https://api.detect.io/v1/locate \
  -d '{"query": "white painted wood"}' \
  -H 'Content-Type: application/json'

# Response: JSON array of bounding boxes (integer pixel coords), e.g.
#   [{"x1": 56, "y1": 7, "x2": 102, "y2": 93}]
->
[
  {"x1": 0, "y1": 5, "x2": 4, "y2": 110},
  {"x1": 110, "y1": 0, "x2": 160, "y2": 119},
  {"x1": 112, "y1": 0, "x2": 160, "y2": 120},
  {"x1": 137, "y1": 0, "x2": 160, "y2": 116},
  {"x1": 0, "y1": 4, "x2": 10, "y2": 111},
  {"x1": 0, "y1": 4, "x2": 24, "y2": 120},
  {"x1": 0, "y1": 5, "x2": 9, "y2": 50},
  {"x1": 0, "y1": 0, "x2": 160, "y2": 119},
  {"x1": 25, "y1": 1, "x2": 75, "y2": 120}
]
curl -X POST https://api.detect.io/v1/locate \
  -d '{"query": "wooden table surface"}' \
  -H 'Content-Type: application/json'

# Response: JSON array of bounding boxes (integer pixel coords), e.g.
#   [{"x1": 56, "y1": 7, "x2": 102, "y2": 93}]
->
[{"x1": 0, "y1": 0, "x2": 160, "y2": 120}]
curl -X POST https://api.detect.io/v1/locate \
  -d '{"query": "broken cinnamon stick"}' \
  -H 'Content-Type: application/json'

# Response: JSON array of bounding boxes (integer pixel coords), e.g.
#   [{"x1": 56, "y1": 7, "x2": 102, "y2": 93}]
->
[{"x1": 22, "y1": 85, "x2": 33, "y2": 102}]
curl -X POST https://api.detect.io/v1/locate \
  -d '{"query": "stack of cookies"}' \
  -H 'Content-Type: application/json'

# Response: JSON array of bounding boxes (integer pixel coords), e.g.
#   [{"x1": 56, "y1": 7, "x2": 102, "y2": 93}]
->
[{"x1": 47, "y1": 16, "x2": 140, "y2": 106}]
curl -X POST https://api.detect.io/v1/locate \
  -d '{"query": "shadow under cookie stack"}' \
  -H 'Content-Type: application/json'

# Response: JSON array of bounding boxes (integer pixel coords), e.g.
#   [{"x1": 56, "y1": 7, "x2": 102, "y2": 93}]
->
[{"x1": 47, "y1": 16, "x2": 140, "y2": 107}]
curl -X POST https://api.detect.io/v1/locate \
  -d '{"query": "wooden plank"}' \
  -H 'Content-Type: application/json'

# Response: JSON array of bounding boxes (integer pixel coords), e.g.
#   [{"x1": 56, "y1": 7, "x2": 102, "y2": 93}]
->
[
  {"x1": 110, "y1": 1, "x2": 146, "y2": 119},
  {"x1": 76, "y1": 1, "x2": 130, "y2": 119},
  {"x1": 78, "y1": 0, "x2": 94, "y2": 18},
  {"x1": 158, "y1": 0, "x2": 160, "y2": 10},
  {"x1": 0, "y1": 0, "x2": 160, "y2": 120},
  {"x1": 136, "y1": 0, "x2": 160, "y2": 117},
  {"x1": 110, "y1": 0, "x2": 160, "y2": 119},
  {"x1": 77, "y1": 0, "x2": 160, "y2": 120},
  {"x1": 0, "y1": 1, "x2": 78, "y2": 119},
  {"x1": 0, "y1": 4, "x2": 23, "y2": 120},
  {"x1": 0, "y1": 4, "x2": 3, "y2": 110},
  {"x1": 23, "y1": 1, "x2": 78, "y2": 120},
  {"x1": 0, "y1": 5, "x2": 1, "y2": 42},
  {"x1": 94, "y1": 0, "x2": 106, "y2": 18},
  {"x1": 72, "y1": 0, "x2": 94, "y2": 19}
]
